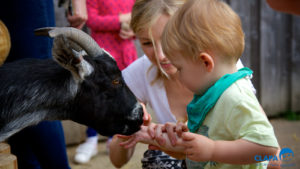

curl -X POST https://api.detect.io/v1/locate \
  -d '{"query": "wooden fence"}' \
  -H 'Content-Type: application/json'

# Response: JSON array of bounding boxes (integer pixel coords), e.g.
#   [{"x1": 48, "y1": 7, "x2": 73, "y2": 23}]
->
[{"x1": 224, "y1": 0, "x2": 300, "y2": 116}]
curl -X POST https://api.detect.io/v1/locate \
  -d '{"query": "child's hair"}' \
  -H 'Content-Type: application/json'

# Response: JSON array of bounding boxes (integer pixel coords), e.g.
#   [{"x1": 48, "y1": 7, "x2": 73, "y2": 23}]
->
[
  {"x1": 130, "y1": 0, "x2": 186, "y2": 83},
  {"x1": 162, "y1": 0, "x2": 245, "y2": 64}
]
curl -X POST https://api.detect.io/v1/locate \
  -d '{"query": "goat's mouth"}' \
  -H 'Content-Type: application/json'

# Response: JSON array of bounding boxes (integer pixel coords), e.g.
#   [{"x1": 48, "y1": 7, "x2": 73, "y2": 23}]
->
[
  {"x1": 120, "y1": 104, "x2": 144, "y2": 135},
  {"x1": 121, "y1": 124, "x2": 141, "y2": 136}
]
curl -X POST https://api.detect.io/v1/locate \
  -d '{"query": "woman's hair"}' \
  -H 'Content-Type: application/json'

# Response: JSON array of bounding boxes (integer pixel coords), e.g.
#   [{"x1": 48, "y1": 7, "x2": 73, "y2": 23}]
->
[
  {"x1": 162, "y1": 0, "x2": 245, "y2": 64},
  {"x1": 130, "y1": 0, "x2": 186, "y2": 84}
]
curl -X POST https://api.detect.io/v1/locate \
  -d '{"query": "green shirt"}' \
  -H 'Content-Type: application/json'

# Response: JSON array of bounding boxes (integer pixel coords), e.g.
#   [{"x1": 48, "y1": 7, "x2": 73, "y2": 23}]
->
[{"x1": 186, "y1": 78, "x2": 279, "y2": 169}]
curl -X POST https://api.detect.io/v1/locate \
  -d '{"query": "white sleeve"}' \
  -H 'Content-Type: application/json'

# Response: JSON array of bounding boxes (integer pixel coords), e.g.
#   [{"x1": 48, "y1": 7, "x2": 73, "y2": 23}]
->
[
  {"x1": 236, "y1": 59, "x2": 256, "y2": 94},
  {"x1": 122, "y1": 56, "x2": 148, "y2": 103}
]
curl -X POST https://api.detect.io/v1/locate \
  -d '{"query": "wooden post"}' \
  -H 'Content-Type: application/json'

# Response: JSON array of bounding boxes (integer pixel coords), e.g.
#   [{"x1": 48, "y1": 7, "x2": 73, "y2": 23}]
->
[
  {"x1": 0, "y1": 20, "x2": 11, "y2": 66},
  {"x1": 0, "y1": 143, "x2": 17, "y2": 169},
  {"x1": 0, "y1": 143, "x2": 10, "y2": 154},
  {"x1": 0, "y1": 154, "x2": 17, "y2": 169}
]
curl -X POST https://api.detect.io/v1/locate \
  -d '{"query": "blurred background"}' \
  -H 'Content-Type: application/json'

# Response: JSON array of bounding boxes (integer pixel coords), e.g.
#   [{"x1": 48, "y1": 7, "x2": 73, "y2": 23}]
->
[{"x1": 0, "y1": 0, "x2": 297, "y2": 168}]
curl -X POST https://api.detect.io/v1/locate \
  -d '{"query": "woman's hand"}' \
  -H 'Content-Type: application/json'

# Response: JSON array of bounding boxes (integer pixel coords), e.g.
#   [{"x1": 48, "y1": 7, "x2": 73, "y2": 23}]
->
[
  {"x1": 119, "y1": 13, "x2": 131, "y2": 24},
  {"x1": 119, "y1": 28, "x2": 135, "y2": 39},
  {"x1": 141, "y1": 103, "x2": 152, "y2": 126},
  {"x1": 119, "y1": 13, "x2": 135, "y2": 39},
  {"x1": 67, "y1": 0, "x2": 88, "y2": 29},
  {"x1": 118, "y1": 125, "x2": 152, "y2": 149},
  {"x1": 151, "y1": 122, "x2": 188, "y2": 146}
]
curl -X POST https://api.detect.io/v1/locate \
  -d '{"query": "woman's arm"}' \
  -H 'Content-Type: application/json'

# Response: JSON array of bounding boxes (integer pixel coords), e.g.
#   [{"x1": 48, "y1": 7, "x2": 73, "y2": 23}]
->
[
  {"x1": 109, "y1": 103, "x2": 151, "y2": 168},
  {"x1": 266, "y1": 0, "x2": 300, "y2": 15},
  {"x1": 109, "y1": 135, "x2": 136, "y2": 168},
  {"x1": 86, "y1": 0, "x2": 130, "y2": 31}
]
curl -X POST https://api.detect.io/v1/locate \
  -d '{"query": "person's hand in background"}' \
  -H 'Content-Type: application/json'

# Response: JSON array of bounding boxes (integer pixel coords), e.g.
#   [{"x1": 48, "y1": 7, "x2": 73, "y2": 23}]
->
[
  {"x1": 67, "y1": 0, "x2": 88, "y2": 29},
  {"x1": 119, "y1": 13, "x2": 135, "y2": 39},
  {"x1": 266, "y1": 0, "x2": 300, "y2": 15}
]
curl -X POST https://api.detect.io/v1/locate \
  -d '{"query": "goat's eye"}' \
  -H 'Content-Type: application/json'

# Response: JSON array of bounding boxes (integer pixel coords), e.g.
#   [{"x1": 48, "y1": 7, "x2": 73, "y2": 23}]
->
[{"x1": 112, "y1": 79, "x2": 120, "y2": 85}]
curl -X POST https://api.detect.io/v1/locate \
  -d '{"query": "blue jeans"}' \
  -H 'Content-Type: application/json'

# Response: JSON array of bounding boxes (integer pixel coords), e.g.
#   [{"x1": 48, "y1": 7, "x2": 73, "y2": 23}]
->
[
  {"x1": 8, "y1": 121, "x2": 70, "y2": 169},
  {"x1": 87, "y1": 127, "x2": 98, "y2": 137},
  {"x1": 0, "y1": 0, "x2": 54, "y2": 61}
]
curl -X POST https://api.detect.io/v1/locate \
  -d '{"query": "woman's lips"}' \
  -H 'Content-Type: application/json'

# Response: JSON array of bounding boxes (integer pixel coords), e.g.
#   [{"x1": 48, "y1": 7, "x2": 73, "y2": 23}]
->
[{"x1": 161, "y1": 62, "x2": 172, "y2": 69}]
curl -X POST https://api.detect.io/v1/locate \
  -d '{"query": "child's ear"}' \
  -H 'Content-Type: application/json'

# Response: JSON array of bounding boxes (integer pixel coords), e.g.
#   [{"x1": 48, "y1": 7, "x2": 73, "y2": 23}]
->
[{"x1": 199, "y1": 52, "x2": 214, "y2": 72}]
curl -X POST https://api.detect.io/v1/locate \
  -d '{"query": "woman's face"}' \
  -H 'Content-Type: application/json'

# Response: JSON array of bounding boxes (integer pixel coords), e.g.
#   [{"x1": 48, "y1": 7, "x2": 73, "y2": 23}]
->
[{"x1": 137, "y1": 14, "x2": 177, "y2": 75}]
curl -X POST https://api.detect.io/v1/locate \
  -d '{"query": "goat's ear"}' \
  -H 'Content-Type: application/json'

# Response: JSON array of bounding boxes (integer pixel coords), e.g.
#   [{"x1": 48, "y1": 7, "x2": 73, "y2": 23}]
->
[{"x1": 52, "y1": 35, "x2": 94, "y2": 82}]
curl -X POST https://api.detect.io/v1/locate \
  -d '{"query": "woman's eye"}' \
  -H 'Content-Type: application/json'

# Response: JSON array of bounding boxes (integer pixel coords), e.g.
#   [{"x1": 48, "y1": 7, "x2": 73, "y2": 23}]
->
[{"x1": 142, "y1": 42, "x2": 152, "y2": 46}]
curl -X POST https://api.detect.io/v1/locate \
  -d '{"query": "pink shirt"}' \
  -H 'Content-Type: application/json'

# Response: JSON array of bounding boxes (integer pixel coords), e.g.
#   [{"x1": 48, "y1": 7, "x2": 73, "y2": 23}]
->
[{"x1": 86, "y1": 0, "x2": 137, "y2": 70}]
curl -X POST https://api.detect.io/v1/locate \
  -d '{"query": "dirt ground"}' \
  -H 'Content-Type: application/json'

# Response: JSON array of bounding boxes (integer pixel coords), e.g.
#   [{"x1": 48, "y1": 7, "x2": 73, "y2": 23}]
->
[{"x1": 67, "y1": 118, "x2": 300, "y2": 169}]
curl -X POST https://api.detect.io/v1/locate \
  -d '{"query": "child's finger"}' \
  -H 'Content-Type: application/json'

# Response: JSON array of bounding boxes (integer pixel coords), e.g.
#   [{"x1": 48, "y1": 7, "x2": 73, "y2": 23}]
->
[
  {"x1": 165, "y1": 123, "x2": 177, "y2": 146},
  {"x1": 155, "y1": 124, "x2": 166, "y2": 146},
  {"x1": 181, "y1": 132, "x2": 195, "y2": 141},
  {"x1": 175, "y1": 124, "x2": 183, "y2": 138},
  {"x1": 176, "y1": 139, "x2": 193, "y2": 149},
  {"x1": 176, "y1": 122, "x2": 188, "y2": 137}
]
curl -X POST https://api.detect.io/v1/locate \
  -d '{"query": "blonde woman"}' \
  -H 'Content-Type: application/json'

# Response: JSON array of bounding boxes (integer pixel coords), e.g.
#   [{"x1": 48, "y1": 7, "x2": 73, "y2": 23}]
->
[{"x1": 109, "y1": 0, "x2": 258, "y2": 168}]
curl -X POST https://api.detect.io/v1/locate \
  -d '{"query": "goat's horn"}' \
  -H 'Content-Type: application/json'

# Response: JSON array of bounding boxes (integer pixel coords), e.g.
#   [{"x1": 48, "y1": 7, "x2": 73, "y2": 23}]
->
[{"x1": 34, "y1": 27, "x2": 103, "y2": 57}]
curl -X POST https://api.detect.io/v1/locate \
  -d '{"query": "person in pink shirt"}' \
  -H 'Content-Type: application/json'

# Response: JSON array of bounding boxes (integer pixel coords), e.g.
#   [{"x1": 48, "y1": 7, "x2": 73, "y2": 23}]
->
[
  {"x1": 86, "y1": 0, "x2": 137, "y2": 70},
  {"x1": 74, "y1": 0, "x2": 138, "y2": 164}
]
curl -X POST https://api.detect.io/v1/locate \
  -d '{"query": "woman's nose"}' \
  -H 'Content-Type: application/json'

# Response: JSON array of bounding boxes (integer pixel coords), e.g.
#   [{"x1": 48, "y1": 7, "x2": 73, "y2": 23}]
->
[{"x1": 156, "y1": 44, "x2": 166, "y2": 61}]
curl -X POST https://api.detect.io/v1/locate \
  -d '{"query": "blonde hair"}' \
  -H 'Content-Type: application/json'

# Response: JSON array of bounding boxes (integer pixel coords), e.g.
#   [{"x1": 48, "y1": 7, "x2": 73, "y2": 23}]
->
[
  {"x1": 130, "y1": 0, "x2": 186, "y2": 83},
  {"x1": 162, "y1": 0, "x2": 245, "y2": 64}
]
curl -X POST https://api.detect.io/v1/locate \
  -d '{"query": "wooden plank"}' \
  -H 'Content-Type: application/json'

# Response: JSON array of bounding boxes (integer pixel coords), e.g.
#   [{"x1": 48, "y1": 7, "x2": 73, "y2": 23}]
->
[
  {"x1": 291, "y1": 16, "x2": 300, "y2": 112},
  {"x1": 0, "y1": 154, "x2": 17, "y2": 169},
  {"x1": 259, "y1": 0, "x2": 292, "y2": 116},
  {"x1": 230, "y1": 0, "x2": 261, "y2": 98},
  {"x1": 62, "y1": 120, "x2": 87, "y2": 145}
]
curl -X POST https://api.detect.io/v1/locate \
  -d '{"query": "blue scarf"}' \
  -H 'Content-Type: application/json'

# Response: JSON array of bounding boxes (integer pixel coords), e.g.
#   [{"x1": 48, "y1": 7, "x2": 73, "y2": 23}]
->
[{"x1": 187, "y1": 67, "x2": 253, "y2": 133}]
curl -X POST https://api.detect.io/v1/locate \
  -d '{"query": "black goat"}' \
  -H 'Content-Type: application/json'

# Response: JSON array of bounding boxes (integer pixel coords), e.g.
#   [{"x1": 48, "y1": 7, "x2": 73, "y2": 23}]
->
[{"x1": 0, "y1": 27, "x2": 143, "y2": 141}]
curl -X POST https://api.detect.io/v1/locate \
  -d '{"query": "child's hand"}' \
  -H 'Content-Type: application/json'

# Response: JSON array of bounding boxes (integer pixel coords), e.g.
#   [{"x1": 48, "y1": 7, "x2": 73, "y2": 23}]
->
[{"x1": 176, "y1": 132, "x2": 215, "y2": 162}]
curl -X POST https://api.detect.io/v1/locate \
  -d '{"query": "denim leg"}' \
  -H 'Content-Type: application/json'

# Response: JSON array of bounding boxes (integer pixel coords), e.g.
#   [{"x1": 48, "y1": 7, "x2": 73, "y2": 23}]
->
[{"x1": 86, "y1": 127, "x2": 98, "y2": 137}]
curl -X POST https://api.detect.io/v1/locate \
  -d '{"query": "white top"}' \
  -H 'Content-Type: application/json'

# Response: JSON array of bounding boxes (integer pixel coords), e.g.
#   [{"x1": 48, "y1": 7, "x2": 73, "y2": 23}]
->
[
  {"x1": 122, "y1": 55, "x2": 176, "y2": 124},
  {"x1": 122, "y1": 55, "x2": 255, "y2": 124}
]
